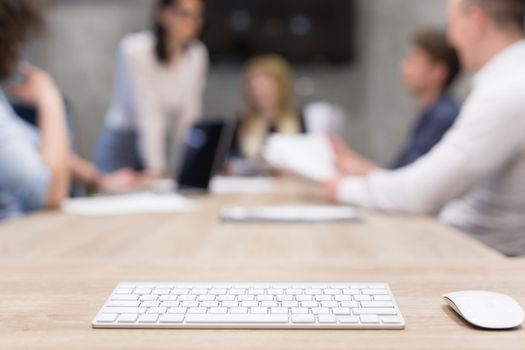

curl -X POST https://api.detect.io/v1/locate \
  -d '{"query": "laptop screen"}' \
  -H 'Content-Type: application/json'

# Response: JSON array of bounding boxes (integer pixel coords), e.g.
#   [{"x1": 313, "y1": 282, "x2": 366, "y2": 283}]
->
[{"x1": 177, "y1": 119, "x2": 234, "y2": 191}]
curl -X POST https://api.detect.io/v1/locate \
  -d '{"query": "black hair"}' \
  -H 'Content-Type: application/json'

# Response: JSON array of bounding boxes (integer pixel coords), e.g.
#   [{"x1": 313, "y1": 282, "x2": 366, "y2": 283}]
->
[{"x1": 153, "y1": 0, "x2": 177, "y2": 64}]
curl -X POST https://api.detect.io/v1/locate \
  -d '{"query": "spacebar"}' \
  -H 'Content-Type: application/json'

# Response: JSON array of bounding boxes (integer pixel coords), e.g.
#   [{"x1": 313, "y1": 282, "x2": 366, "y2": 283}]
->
[{"x1": 185, "y1": 314, "x2": 289, "y2": 324}]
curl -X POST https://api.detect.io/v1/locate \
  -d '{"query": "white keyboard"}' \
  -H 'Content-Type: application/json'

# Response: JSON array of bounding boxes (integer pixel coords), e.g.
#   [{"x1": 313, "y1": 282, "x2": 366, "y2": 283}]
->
[{"x1": 92, "y1": 282, "x2": 405, "y2": 329}]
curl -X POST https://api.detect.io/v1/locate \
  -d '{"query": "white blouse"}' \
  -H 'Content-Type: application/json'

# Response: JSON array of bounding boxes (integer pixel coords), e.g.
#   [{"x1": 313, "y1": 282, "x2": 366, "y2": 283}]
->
[
  {"x1": 105, "y1": 31, "x2": 209, "y2": 174},
  {"x1": 336, "y1": 41, "x2": 525, "y2": 256}
]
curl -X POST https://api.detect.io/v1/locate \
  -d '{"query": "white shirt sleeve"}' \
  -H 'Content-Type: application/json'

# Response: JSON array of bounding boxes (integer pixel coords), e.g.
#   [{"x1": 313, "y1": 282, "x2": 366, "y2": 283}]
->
[{"x1": 337, "y1": 87, "x2": 525, "y2": 214}]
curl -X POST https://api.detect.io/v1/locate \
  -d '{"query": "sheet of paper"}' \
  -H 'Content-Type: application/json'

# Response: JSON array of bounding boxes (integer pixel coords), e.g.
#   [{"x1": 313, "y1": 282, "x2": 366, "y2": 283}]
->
[
  {"x1": 263, "y1": 134, "x2": 338, "y2": 182},
  {"x1": 62, "y1": 192, "x2": 197, "y2": 216},
  {"x1": 210, "y1": 176, "x2": 277, "y2": 194},
  {"x1": 221, "y1": 206, "x2": 363, "y2": 223}
]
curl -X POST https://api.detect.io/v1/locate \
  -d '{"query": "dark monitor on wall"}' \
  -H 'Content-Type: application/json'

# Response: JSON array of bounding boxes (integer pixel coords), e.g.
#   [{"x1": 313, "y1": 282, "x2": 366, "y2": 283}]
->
[{"x1": 201, "y1": 0, "x2": 354, "y2": 64}]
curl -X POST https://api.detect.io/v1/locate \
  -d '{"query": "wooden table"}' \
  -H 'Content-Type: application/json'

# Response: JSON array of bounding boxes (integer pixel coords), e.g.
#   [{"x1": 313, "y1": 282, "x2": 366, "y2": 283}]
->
[{"x1": 1, "y1": 181, "x2": 524, "y2": 349}]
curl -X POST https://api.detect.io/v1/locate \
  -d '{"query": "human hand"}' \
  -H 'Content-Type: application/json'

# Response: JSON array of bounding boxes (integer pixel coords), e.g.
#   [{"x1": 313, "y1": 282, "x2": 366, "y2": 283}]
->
[
  {"x1": 98, "y1": 168, "x2": 144, "y2": 194},
  {"x1": 329, "y1": 134, "x2": 378, "y2": 177},
  {"x1": 6, "y1": 63, "x2": 62, "y2": 108}
]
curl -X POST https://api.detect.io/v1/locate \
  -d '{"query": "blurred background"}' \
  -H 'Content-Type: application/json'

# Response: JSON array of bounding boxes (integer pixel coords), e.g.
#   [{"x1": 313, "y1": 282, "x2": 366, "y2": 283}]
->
[{"x1": 29, "y1": 0, "x2": 467, "y2": 166}]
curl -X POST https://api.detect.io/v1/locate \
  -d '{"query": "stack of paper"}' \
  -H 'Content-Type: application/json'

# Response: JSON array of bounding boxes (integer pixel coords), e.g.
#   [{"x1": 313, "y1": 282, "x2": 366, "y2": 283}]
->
[
  {"x1": 263, "y1": 134, "x2": 337, "y2": 182},
  {"x1": 62, "y1": 192, "x2": 196, "y2": 216},
  {"x1": 210, "y1": 176, "x2": 277, "y2": 194},
  {"x1": 221, "y1": 206, "x2": 363, "y2": 223}
]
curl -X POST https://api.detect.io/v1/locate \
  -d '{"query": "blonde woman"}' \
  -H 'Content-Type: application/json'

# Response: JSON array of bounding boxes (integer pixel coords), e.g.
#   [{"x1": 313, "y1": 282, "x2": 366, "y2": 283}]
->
[{"x1": 228, "y1": 55, "x2": 306, "y2": 176}]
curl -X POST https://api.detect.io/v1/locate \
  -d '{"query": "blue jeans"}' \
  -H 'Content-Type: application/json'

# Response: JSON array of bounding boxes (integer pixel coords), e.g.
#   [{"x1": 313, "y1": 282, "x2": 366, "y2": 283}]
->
[{"x1": 94, "y1": 128, "x2": 144, "y2": 173}]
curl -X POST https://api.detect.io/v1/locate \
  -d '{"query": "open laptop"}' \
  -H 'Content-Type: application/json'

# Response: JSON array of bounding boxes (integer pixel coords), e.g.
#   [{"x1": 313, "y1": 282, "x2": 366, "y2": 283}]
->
[{"x1": 175, "y1": 118, "x2": 235, "y2": 192}]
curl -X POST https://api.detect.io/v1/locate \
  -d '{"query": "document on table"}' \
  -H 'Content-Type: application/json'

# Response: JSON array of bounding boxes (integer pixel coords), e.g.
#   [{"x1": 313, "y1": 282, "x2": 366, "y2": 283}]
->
[
  {"x1": 210, "y1": 176, "x2": 277, "y2": 194},
  {"x1": 62, "y1": 192, "x2": 197, "y2": 216},
  {"x1": 221, "y1": 206, "x2": 363, "y2": 223},
  {"x1": 263, "y1": 134, "x2": 338, "y2": 182}
]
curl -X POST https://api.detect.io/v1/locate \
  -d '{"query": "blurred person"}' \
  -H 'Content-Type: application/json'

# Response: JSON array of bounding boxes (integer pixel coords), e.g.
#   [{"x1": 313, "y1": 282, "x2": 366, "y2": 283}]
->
[
  {"x1": 393, "y1": 27, "x2": 461, "y2": 169},
  {"x1": 95, "y1": 0, "x2": 208, "y2": 185},
  {"x1": 0, "y1": 0, "x2": 69, "y2": 220},
  {"x1": 0, "y1": 0, "x2": 139, "y2": 221},
  {"x1": 325, "y1": 0, "x2": 525, "y2": 256},
  {"x1": 228, "y1": 55, "x2": 306, "y2": 176}
]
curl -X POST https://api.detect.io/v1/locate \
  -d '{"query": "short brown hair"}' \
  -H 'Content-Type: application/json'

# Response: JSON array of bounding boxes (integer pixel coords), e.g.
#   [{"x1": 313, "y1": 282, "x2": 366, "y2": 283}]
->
[
  {"x1": 465, "y1": 0, "x2": 525, "y2": 32},
  {"x1": 0, "y1": 0, "x2": 43, "y2": 79},
  {"x1": 413, "y1": 28, "x2": 461, "y2": 90}
]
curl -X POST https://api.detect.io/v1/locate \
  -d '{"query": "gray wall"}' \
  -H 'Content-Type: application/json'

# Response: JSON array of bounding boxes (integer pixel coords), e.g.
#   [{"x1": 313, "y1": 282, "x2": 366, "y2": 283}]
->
[{"x1": 30, "y1": 0, "x2": 458, "y2": 165}]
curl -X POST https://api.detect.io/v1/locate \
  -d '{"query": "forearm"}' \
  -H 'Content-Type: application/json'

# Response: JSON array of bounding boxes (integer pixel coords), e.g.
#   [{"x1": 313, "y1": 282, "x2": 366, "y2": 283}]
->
[
  {"x1": 70, "y1": 154, "x2": 100, "y2": 184},
  {"x1": 37, "y1": 90, "x2": 71, "y2": 208}
]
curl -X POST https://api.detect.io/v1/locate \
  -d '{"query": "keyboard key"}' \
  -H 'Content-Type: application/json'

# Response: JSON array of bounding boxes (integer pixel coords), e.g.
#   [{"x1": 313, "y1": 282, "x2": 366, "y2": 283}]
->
[
  {"x1": 96, "y1": 313, "x2": 118, "y2": 323},
  {"x1": 241, "y1": 301, "x2": 258, "y2": 308},
  {"x1": 138, "y1": 314, "x2": 159, "y2": 323},
  {"x1": 208, "y1": 308, "x2": 227, "y2": 314},
  {"x1": 362, "y1": 289, "x2": 390, "y2": 295},
  {"x1": 381, "y1": 316, "x2": 404, "y2": 324},
  {"x1": 185, "y1": 314, "x2": 289, "y2": 324},
  {"x1": 276, "y1": 295, "x2": 294, "y2": 301},
  {"x1": 221, "y1": 301, "x2": 239, "y2": 308},
  {"x1": 318, "y1": 315, "x2": 337, "y2": 324},
  {"x1": 117, "y1": 314, "x2": 138, "y2": 323},
  {"x1": 361, "y1": 301, "x2": 395, "y2": 308},
  {"x1": 354, "y1": 295, "x2": 372, "y2": 301},
  {"x1": 261, "y1": 301, "x2": 278, "y2": 308},
  {"x1": 332, "y1": 308, "x2": 351, "y2": 315},
  {"x1": 353, "y1": 308, "x2": 397, "y2": 315},
  {"x1": 271, "y1": 308, "x2": 288, "y2": 314},
  {"x1": 312, "y1": 308, "x2": 330, "y2": 315},
  {"x1": 161, "y1": 301, "x2": 180, "y2": 307},
  {"x1": 141, "y1": 301, "x2": 160, "y2": 308},
  {"x1": 168, "y1": 307, "x2": 187, "y2": 314},
  {"x1": 106, "y1": 301, "x2": 141, "y2": 307},
  {"x1": 159, "y1": 314, "x2": 184, "y2": 323},
  {"x1": 340, "y1": 301, "x2": 359, "y2": 308},
  {"x1": 147, "y1": 307, "x2": 167, "y2": 314},
  {"x1": 188, "y1": 308, "x2": 207, "y2": 314},
  {"x1": 180, "y1": 301, "x2": 199, "y2": 307},
  {"x1": 114, "y1": 289, "x2": 133, "y2": 295},
  {"x1": 230, "y1": 307, "x2": 248, "y2": 314},
  {"x1": 281, "y1": 301, "x2": 298, "y2": 308},
  {"x1": 338, "y1": 316, "x2": 359, "y2": 324},
  {"x1": 291, "y1": 315, "x2": 315, "y2": 324},
  {"x1": 135, "y1": 288, "x2": 152, "y2": 295},
  {"x1": 201, "y1": 301, "x2": 219, "y2": 308},
  {"x1": 360, "y1": 315, "x2": 380, "y2": 324},
  {"x1": 291, "y1": 308, "x2": 309, "y2": 314},
  {"x1": 218, "y1": 295, "x2": 235, "y2": 301},
  {"x1": 111, "y1": 295, "x2": 139, "y2": 301},
  {"x1": 250, "y1": 307, "x2": 268, "y2": 314},
  {"x1": 103, "y1": 307, "x2": 146, "y2": 314},
  {"x1": 374, "y1": 295, "x2": 393, "y2": 301}
]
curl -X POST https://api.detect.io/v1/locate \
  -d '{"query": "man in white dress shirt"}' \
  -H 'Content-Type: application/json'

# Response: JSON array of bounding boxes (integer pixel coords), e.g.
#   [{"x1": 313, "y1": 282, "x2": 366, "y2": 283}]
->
[{"x1": 326, "y1": 0, "x2": 525, "y2": 256}]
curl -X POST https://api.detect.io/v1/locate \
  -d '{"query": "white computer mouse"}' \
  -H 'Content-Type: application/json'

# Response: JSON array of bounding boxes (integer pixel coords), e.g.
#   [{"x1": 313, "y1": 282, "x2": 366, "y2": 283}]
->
[{"x1": 443, "y1": 291, "x2": 524, "y2": 330}]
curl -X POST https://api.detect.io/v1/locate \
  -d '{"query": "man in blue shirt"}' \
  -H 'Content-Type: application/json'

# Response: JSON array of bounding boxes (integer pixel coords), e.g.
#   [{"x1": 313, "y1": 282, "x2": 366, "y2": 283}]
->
[
  {"x1": 330, "y1": 28, "x2": 461, "y2": 176},
  {"x1": 391, "y1": 28, "x2": 461, "y2": 169}
]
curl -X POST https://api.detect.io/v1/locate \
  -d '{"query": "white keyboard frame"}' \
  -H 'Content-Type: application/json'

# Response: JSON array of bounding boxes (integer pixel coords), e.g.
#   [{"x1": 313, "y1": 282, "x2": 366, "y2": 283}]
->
[{"x1": 92, "y1": 282, "x2": 406, "y2": 330}]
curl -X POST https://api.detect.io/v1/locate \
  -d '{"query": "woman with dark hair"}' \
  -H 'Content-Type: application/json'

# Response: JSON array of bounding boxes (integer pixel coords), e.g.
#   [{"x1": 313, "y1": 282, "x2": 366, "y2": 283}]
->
[{"x1": 95, "y1": 0, "x2": 208, "y2": 183}]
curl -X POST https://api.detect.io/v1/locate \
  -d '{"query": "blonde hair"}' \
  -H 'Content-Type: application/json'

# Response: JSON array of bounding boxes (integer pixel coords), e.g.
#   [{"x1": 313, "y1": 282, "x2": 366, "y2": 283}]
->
[{"x1": 239, "y1": 55, "x2": 301, "y2": 160}]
